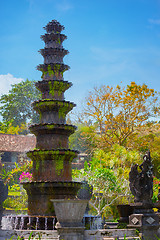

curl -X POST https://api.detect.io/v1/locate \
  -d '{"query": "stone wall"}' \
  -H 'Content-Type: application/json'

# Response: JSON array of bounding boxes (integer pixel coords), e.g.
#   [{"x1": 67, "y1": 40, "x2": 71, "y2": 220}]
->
[{"x1": 0, "y1": 229, "x2": 141, "y2": 240}]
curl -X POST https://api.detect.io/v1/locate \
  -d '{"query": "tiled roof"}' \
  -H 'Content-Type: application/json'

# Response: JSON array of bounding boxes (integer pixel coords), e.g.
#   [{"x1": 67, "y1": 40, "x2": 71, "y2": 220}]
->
[{"x1": 0, "y1": 134, "x2": 36, "y2": 152}]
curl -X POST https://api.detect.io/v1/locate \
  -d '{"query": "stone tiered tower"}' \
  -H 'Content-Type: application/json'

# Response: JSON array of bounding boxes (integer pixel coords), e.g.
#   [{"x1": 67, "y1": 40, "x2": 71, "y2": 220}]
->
[{"x1": 23, "y1": 20, "x2": 81, "y2": 216}]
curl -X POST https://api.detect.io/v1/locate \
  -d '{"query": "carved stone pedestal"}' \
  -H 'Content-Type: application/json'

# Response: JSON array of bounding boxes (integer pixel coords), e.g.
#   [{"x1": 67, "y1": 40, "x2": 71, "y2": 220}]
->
[
  {"x1": 117, "y1": 204, "x2": 133, "y2": 224},
  {"x1": 51, "y1": 199, "x2": 88, "y2": 240},
  {"x1": 128, "y1": 206, "x2": 160, "y2": 240}
]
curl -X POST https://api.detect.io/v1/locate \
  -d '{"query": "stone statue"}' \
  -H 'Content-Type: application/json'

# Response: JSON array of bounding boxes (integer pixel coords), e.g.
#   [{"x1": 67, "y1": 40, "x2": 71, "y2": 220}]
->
[{"x1": 129, "y1": 150, "x2": 153, "y2": 205}]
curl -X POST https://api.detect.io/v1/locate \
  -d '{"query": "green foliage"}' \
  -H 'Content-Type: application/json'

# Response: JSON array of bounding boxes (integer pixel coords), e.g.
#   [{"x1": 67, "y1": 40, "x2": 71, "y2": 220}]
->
[
  {"x1": 3, "y1": 184, "x2": 28, "y2": 212},
  {"x1": 69, "y1": 124, "x2": 97, "y2": 154},
  {"x1": 1, "y1": 160, "x2": 32, "y2": 186},
  {"x1": 1, "y1": 161, "x2": 32, "y2": 213},
  {"x1": 0, "y1": 120, "x2": 27, "y2": 134},
  {"x1": 73, "y1": 156, "x2": 121, "y2": 217},
  {"x1": 117, "y1": 223, "x2": 128, "y2": 229},
  {"x1": 152, "y1": 176, "x2": 160, "y2": 202},
  {"x1": 8, "y1": 231, "x2": 42, "y2": 240},
  {"x1": 0, "y1": 79, "x2": 41, "y2": 129},
  {"x1": 72, "y1": 144, "x2": 143, "y2": 218},
  {"x1": 126, "y1": 123, "x2": 160, "y2": 177},
  {"x1": 92, "y1": 144, "x2": 141, "y2": 177}
]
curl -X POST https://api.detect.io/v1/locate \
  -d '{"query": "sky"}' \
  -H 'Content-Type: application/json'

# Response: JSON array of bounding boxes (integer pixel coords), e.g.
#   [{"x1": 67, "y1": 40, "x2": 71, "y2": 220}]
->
[{"x1": 1, "y1": 0, "x2": 160, "y2": 109}]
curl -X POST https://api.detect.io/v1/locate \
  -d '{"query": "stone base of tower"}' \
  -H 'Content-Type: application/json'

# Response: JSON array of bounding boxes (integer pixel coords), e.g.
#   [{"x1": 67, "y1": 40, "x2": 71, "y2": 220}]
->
[{"x1": 23, "y1": 181, "x2": 82, "y2": 216}]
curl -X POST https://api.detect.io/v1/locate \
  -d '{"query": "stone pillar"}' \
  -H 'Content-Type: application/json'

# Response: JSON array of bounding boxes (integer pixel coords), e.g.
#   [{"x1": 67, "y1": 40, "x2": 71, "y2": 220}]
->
[{"x1": 128, "y1": 205, "x2": 160, "y2": 240}]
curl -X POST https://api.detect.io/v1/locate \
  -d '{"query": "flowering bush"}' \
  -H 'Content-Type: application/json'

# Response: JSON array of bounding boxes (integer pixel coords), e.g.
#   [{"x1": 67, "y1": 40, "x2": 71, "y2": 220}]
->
[
  {"x1": 19, "y1": 172, "x2": 32, "y2": 183},
  {"x1": 1, "y1": 160, "x2": 33, "y2": 186},
  {"x1": 152, "y1": 176, "x2": 160, "y2": 202}
]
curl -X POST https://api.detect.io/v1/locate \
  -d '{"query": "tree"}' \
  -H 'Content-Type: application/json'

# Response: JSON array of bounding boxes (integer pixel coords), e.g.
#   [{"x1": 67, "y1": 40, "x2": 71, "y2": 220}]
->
[
  {"x1": 78, "y1": 82, "x2": 159, "y2": 149},
  {"x1": 0, "y1": 79, "x2": 41, "y2": 128},
  {"x1": 0, "y1": 121, "x2": 27, "y2": 134},
  {"x1": 69, "y1": 124, "x2": 97, "y2": 154},
  {"x1": 73, "y1": 163, "x2": 122, "y2": 218},
  {"x1": 72, "y1": 144, "x2": 144, "y2": 218},
  {"x1": 124, "y1": 123, "x2": 160, "y2": 177}
]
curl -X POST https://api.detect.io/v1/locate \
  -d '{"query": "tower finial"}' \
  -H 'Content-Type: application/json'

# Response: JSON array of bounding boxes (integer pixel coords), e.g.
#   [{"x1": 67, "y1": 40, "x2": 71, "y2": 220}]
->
[{"x1": 43, "y1": 20, "x2": 65, "y2": 33}]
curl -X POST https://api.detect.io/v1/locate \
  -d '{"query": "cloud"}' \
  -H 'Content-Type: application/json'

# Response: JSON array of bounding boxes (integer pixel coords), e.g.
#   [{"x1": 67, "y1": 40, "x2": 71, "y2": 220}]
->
[
  {"x1": 0, "y1": 74, "x2": 24, "y2": 96},
  {"x1": 148, "y1": 19, "x2": 160, "y2": 25}
]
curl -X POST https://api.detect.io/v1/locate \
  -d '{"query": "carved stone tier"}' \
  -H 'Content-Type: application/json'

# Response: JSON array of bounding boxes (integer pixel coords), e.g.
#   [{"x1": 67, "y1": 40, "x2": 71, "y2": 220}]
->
[
  {"x1": 27, "y1": 149, "x2": 78, "y2": 181},
  {"x1": 41, "y1": 49, "x2": 69, "y2": 64},
  {"x1": 30, "y1": 124, "x2": 76, "y2": 149},
  {"x1": 32, "y1": 100, "x2": 75, "y2": 124},
  {"x1": 41, "y1": 33, "x2": 67, "y2": 45},
  {"x1": 43, "y1": 20, "x2": 65, "y2": 33},
  {"x1": 36, "y1": 80, "x2": 72, "y2": 100},
  {"x1": 23, "y1": 181, "x2": 81, "y2": 216},
  {"x1": 40, "y1": 48, "x2": 68, "y2": 56},
  {"x1": 37, "y1": 63, "x2": 70, "y2": 80},
  {"x1": 40, "y1": 48, "x2": 69, "y2": 63}
]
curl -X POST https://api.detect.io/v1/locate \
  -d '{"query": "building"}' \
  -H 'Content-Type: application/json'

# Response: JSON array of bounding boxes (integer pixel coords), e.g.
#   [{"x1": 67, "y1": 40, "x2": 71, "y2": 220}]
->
[{"x1": 0, "y1": 134, "x2": 36, "y2": 170}]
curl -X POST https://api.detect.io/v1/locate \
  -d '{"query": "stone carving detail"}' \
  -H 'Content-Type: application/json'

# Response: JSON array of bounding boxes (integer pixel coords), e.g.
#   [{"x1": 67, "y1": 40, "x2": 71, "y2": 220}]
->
[
  {"x1": 129, "y1": 150, "x2": 153, "y2": 205},
  {"x1": 131, "y1": 217, "x2": 139, "y2": 225},
  {"x1": 146, "y1": 217, "x2": 155, "y2": 225}
]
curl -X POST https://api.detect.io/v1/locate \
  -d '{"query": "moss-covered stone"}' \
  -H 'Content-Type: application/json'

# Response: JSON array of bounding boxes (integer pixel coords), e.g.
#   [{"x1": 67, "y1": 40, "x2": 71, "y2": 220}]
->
[
  {"x1": 40, "y1": 64, "x2": 67, "y2": 79},
  {"x1": 27, "y1": 149, "x2": 78, "y2": 163},
  {"x1": 48, "y1": 80, "x2": 70, "y2": 97},
  {"x1": 33, "y1": 100, "x2": 75, "y2": 120}
]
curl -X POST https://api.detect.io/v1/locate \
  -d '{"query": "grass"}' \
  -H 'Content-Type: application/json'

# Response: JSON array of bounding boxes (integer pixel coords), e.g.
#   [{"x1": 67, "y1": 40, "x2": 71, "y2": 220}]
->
[{"x1": 7, "y1": 232, "x2": 42, "y2": 240}]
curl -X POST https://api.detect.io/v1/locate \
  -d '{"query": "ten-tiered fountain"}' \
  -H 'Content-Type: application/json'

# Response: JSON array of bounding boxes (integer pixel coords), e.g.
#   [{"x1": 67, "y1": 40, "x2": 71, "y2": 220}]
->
[
  {"x1": 2, "y1": 20, "x2": 85, "y2": 233},
  {"x1": 23, "y1": 19, "x2": 81, "y2": 219},
  {"x1": 24, "y1": 18, "x2": 82, "y2": 217},
  {"x1": 1, "y1": 20, "x2": 83, "y2": 232}
]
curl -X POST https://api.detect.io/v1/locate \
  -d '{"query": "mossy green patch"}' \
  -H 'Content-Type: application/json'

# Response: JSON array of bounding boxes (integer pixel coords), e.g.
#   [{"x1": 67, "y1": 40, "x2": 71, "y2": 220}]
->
[
  {"x1": 49, "y1": 81, "x2": 54, "y2": 96},
  {"x1": 48, "y1": 80, "x2": 70, "y2": 97},
  {"x1": 40, "y1": 64, "x2": 67, "y2": 79},
  {"x1": 56, "y1": 37, "x2": 61, "y2": 44},
  {"x1": 58, "y1": 102, "x2": 69, "y2": 119},
  {"x1": 55, "y1": 156, "x2": 65, "y2": 176},
  {"x1": 33, "y1": 100, "x2": 75, "y2": 119},
  {"x1": 28, "y1": 150, "x2": 77, "y2": 169},
  {"x1": 36, "y1": 160, "x2": 40, "y2": 171}
]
